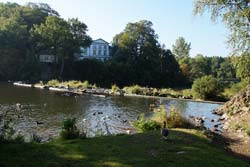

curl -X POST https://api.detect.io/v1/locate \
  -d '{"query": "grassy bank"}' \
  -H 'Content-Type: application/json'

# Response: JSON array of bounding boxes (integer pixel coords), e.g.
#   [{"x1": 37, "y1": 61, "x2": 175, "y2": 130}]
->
[{"x1": 0, "y1": 129, "x2": 249, "y2": 167}]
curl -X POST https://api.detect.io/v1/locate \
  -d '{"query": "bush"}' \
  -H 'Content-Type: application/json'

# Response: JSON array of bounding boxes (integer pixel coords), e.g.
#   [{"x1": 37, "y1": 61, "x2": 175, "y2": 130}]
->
[
  {"x1": 222, "y1": 81, "x2": 248, "y2": 99},
  {"x1": 152, "y1": 105, "x2": 194, "y2": 129},
  {"x1": 159, "y1": 88, "x2": 182, "y2": 98},
  {"x1": 62, "y1": 80, "x2": 83, "y2": 88},
  {"x1": 43, "y1": 80, "x2": 94, "y2": 89},
  {"x1": 111, "y1": 84, "x2": 119, "y2": 94},
  {"x1": 167, "y1": 107, "x2": 193, "y2": 128},
  {"x1": 132, "y1": 115, "x2": 161, "y2": 132},
  {"x1": 47, "y1": 79, "x2": 60, "y2": 87},
  {"x1": 182, "y1": 89, "x2": 193, "y2": 98},
  {"x1": 82, "y1": 81, "x2": 90, "y2": 88},
  {"x1": 123, "y1": 85, "x2": 142, "y2": 94},
  {"x1": 192, "y1": 75, "x2": 221, "y2": 100},
  {"x1": 60, "y1": 118, "x2": 80, "y2": 140}
]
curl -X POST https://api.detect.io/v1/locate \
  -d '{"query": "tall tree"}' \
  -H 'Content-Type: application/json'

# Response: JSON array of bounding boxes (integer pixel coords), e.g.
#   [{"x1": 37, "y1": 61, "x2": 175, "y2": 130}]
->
[
  {"x1": 112, "y1": 20, "x2": 161, "y2": 85},
  {"x1": 111, "y1": 20, "x2": 182, "y2": 87},
  {"x1": 172, "y1": 37, "x2": 191, "y2": 58},
  {"x1": 190, "y1": 54, "x2": 211, "y2": 80},
  {"x1": 194, "y1": 0, "x2": 250, "y2": 53},
  {"x1": 30, "y1": 16, "x2": 91, "y2": 78},
  {"x1": 0, "y1": 2, "x2": 57, "y2": 81},
  {"x1": 217, "y1": 57, "x2": 236, "y2": 79},
  {"x1": 210, "y1": 56, "x2": 224, "y2": 77}
]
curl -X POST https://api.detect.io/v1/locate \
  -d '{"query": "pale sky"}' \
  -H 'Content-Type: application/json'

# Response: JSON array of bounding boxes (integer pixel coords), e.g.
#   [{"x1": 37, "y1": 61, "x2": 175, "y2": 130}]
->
[{"x1": 0, "y1": 0, "x2": 231, "y2": 57}]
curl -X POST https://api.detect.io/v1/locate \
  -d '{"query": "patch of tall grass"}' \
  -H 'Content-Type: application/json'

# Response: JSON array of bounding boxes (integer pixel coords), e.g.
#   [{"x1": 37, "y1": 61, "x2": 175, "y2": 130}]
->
[
  {"x1": 111, "y1": 84, "x2": 120, "y2": 94},
  {"x1": 122, "y1": 85, "x2": 192, "y2": 98},
  {"x1": 123, "y1": 85, "x2": 142, "y2": 94},
  {"x1": 60, "y1": 118, "x2": 85, "y2": 140},
  {"x1": 47, "y1": 79, "x2": 60, "y2": 87},
  {"x1": 152, "y1": 105, "x2": 194, "y2": 128},
  {"x1": 40, "y1": 80, "x2": 94, "y2": 88},
  {"x1": 231, "y1": 123, "x2": 250, "y2": 137},
  {"x1": 132, "y1": 114, "x2": 161, "y2": 132}
]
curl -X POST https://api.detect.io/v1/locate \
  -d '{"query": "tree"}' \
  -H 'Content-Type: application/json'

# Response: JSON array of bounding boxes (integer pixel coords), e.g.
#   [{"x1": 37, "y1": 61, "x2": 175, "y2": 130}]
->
[
  {"x1": 26, "y1": 2, "x2": 59, "y2": 17},
  {"x1": 190, "y1": 54, "x2": 211, "y2": 80},
  {"x1": 31, "y1": 16, "x2": 91, "y2": 78},
  {"x1": 112, "y1": 20, "x2": 161, "y2": 86},
  {"x1": 111, "y1": 20, "x2": 182, "y2": 87},
  {"x1": 217, "y1": 57, "x2": 236, "y2": 79},
  {"x1": 210, "y1": 56, "x2": 224, "y2": 77},
  {"x1": 0, "y1": 2, "x2": 59, "y2": 81},
  {"x1": 172, "y1": 37, "x2": 191, "y2": 58},
  {"x1": 194, "y1": 0, "x2": 250, "y2": 53},
  {"x1": 233, "y1": 53, "x2": 250, "y2": 83}
]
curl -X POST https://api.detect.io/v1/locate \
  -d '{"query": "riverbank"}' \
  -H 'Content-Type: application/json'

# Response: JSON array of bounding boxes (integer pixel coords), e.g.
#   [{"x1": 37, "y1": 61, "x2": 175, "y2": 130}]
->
[
  {"x1": 214, "y1": 86, "x2": 250, "y2": 159},
  {"x1": 1, "y1": 129, "x2": 249, "y2": 167},
  {"x1": 13, "y1": 81, "x2": 225, "y2": 104}
]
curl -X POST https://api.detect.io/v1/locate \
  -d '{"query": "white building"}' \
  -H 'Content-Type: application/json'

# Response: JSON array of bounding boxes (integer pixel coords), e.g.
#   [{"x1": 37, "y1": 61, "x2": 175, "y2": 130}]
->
[
  {"x1": 39, "y1": 54, "x2": 57, "y2": 63},
  {"x1": 78, "y1": 38, "x2": 111, "y2": 61}
]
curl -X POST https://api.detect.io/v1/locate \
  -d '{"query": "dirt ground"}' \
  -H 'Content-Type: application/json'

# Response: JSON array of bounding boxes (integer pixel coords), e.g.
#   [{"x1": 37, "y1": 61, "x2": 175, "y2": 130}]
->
[
  {"x1": 220, "y1": 112, "x2": 250, "y2": 162},
  {"x1": 222, "y1": 130, "x2": 250, "y2": 161}
]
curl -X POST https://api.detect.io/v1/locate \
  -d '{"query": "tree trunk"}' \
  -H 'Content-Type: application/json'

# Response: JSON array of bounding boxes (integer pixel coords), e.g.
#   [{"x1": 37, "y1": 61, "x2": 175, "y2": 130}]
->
[{"x1": 59, "y1": 57, "x2": 64, "y2": 80}]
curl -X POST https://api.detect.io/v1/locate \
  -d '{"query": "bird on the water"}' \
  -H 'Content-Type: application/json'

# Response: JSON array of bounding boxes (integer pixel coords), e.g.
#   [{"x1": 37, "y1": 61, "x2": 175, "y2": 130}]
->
[{"x1": 161, "y1": 121, "x2": 169, "y2": 140}]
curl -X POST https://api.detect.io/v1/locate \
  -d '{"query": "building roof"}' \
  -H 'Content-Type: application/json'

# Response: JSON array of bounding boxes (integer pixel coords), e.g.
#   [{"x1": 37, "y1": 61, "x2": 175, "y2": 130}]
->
[{"x1": 93, "y1": 38, "x2": 109, "y2": 44}]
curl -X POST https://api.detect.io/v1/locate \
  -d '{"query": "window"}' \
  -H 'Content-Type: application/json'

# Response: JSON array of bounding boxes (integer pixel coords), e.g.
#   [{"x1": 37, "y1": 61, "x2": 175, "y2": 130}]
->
[
  {"x1": 93, "y1": 45, "x2": 97, "y2": 56},
  {"x1": 81, "y1": 48, "x2": 87, "y2": 55},
  {"x1": 103, "y1": 45, "x2": 107, "y2": 56},
  {"x1": 98, "y1": 45, "x2": 102, "y2": 56}
]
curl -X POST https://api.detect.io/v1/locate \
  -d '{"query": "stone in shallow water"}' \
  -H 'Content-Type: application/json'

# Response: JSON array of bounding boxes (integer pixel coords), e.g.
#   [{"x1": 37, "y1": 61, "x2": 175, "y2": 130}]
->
[{"x1": 176, "y1": 151, "x2": 186, "y2": 154}]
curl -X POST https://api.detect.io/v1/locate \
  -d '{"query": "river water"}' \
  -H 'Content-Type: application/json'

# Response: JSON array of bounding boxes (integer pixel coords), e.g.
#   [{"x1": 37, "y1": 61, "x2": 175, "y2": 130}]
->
[{"x1": 0, "y1": 83, "x2": 221, "y2": 141}]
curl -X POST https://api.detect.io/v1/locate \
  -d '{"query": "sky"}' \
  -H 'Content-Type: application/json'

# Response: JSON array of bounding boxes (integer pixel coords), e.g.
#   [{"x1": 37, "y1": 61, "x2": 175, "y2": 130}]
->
[{"x1": 0, "y1": 0, "x2": 231, "y2": 57}]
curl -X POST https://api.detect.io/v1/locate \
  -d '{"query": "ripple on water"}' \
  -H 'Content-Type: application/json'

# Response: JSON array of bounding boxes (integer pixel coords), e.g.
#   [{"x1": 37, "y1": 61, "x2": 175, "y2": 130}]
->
[{"x1": 0, "y1": 83, "x2": 222, "y2": 141}]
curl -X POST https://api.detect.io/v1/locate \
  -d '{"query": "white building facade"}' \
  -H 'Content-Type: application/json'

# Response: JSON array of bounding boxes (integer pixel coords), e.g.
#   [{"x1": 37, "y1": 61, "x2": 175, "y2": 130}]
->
[
  {"x1": 39, "y1": 54, "x2": 57, "y2": 63},
  {"x1": 78, "y1": 38, "x2": 110, "y2": 61}
]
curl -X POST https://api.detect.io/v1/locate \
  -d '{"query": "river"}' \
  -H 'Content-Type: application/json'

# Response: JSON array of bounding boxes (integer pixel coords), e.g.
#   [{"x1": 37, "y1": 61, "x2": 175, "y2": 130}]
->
[{"x1": 0, "y1": 83, "x2": 221, "y2": 141}]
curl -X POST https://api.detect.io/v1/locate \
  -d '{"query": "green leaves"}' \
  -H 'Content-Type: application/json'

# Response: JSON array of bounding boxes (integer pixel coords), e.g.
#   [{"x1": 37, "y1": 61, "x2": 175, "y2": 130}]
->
[
  {"x1": 111, "y1": 20, "x2": 182, "y2": 87},
  {"x1": 194, "y1": 0, "x2": 250, "y2": 53},
  {"x1": 233, "y1": 53, "x2": 250, "y2": 83},
  {"x1": 192, "y1": 75, "x2": 221, "y2": 100},
  {"x1": 172, "y1": 37, "x2": 191, "y2": 58}
]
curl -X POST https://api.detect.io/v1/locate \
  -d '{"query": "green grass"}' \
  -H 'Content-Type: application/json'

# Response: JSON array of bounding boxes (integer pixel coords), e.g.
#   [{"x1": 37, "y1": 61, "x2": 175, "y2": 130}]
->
[
  {"x1": 122, "y1": 85, "x2": 193, "y2": 99},
  {"x1": 222, "y1": 81, "x2": 248, "y2": 99},
  {"x1": 40, "y1": 79, "x2": 94, "y2": 89},
  {"x1": 231, "y1": 123, "x2": 250, "y2": 137},
  {"x1": 0, "y1": 129, "x2": 249, "y2": 167}
]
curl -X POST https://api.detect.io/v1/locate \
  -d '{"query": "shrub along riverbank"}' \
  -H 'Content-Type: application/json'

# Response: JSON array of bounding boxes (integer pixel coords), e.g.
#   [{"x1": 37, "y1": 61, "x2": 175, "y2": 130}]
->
[
  {"x1": 0, "y1": 129, "x2": 249, "y2": 167},
  {"x1": 30, "y1": 80, "x2": 226, "y2": 103}
]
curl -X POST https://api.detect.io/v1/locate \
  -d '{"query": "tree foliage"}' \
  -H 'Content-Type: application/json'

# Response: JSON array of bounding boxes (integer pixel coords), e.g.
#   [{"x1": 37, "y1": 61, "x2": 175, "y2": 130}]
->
[
  {"x1": 30, "y1": 16, "x2": 91, "y2": 78},
  {"x1": 233, "y1": 53, "x2": 250, "y2": 83},
  {"x1": 111, "y1": 20, "x2": 182, "y2": 87},
  {"x1": 194, "y1": 0, "x2": 250, "y2": 53},
  {"x1": 0, "y1": 2, "x2": 57, "y2": 81},
  {"x1": 192, "y1": 75, "x2": 221, "y2": 100},
  {"x1": 172, "y1": 37, "x2": 191, "y2": 58}
]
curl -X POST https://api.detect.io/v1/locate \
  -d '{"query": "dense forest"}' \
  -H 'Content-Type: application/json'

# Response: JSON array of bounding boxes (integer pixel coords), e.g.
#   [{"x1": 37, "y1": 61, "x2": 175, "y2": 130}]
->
[{"x1": 0, "y1": 2, "x2": 249, "y2": 90}]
